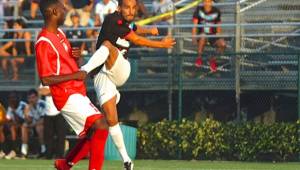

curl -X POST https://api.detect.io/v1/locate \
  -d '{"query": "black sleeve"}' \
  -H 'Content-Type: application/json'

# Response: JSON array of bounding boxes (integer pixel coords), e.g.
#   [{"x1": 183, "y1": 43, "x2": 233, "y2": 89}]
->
[{"x1": 193, "y1": 6, "x2": 200, "y2": 20}]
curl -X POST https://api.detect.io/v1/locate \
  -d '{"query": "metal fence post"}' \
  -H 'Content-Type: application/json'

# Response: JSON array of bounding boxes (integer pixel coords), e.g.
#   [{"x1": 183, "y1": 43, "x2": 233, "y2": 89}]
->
[
  {"x1": 235, "y1": 1, "x2": 241, "y2": 122},
  {"x1": 298, "y1": 54, "x2": 300, "y2": 161},
  {"x1": 13, "y1": 1, "x2": 18, "y2": 19}
]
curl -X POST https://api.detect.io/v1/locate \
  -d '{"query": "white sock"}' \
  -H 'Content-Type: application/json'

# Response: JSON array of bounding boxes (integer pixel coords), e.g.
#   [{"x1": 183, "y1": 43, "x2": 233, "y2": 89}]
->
[
  {"x1": 21, "y1": 143, "x2": 28, "y2": 155},
  {"x1": 41, "y1": 144, "x2": 46, "y2": 153},
  {"x1": 109, "y1": 123, "x2": 131, "y2": 163},
  {"x1": 81, "y1": 45, "x2": 109, "y2": 73}
]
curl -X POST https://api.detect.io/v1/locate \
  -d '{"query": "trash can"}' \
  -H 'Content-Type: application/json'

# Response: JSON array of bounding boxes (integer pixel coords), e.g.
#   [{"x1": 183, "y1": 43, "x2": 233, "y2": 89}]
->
[{"x1": 105, "y1": 121, "x2": 137, "y2": 160}]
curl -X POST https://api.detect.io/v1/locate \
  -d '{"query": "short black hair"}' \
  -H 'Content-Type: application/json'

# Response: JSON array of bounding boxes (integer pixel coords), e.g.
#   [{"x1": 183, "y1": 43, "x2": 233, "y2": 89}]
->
[
  {"x1": 39, "y1": 0, "x2": 60, "y2": 19},
  {"x1": 6, "y1": 19, "x2": 14, "y2": 29},
  {"x1": 8, "y1": 91, "x2": 18, "y2": 100},
  {"x1": 27, "y1": 89, "x2": 38, "y2": 96},
  {"x1": 15, "y1": 19, "x2": 27, "y2": 28}
]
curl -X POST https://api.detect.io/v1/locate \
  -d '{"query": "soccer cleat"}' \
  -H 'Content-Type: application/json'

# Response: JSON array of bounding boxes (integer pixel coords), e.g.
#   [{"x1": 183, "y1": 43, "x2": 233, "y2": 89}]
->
[
  {"x1": 0, "y1": 150, "x2": 6, "y2": 159},
  {"x1": 195, "y1": 57, "x2": 203, "y2": 68},
  {"x1": 54, "y1": 159, "x2": 71, "y2": 170},
  {"x1": 209, "y1": 58, "x2": 217, "y2": 72},
  {"x1": 124, "y1": 161, "x2": 134, "y2": 170},
  {"x1": 5, "y1": 150, "x2": 16, "y2": 160}
]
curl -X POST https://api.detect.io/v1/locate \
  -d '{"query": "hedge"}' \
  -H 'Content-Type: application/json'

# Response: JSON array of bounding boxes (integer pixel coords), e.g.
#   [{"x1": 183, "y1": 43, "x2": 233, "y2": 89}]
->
[{"x1": 137, "y1": 119, "x2": 300, "y2": 161}]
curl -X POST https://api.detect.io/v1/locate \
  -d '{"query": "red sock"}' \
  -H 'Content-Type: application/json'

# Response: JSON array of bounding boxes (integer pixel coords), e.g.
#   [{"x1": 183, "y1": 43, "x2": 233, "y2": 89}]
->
[
  {"x1": 89, "y1": 129, "x2": 109, "y2": 170},
  {"x1": 66, "y1": 138, "x2": 90, "y2": 166}
]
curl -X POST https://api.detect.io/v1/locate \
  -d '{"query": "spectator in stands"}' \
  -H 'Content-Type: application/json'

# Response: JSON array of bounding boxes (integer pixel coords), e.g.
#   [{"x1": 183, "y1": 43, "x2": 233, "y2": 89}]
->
[
  {"x1": 192, "y1": 0, "x2": 226, "y2": 72},
  {"x1": 30, "y1": 0, "x2": 40, "y2": 19},
  {"x1": 64, "y1": 0, "x2": 94, "y2": 27},
  {"x1": 135, "y1": 0, "x2": 149, "y2": 20},
  {"x1": 66, "y1": 11, "x2": 86, "y2": 54},
  {"x1": 4, "y1": 91, "x2": 27, "y2": 159},
  {"x1": 21, "y1": 89, "x2": 46, "y2": 158},
  {"x1": 39, "y1": 85, "x2": 66, "y2": 159},
  {"x1": 152, "y1": 0, "x2": 174, "y2": 36},
  {"x1": 12, "y1": 19, "x2": 32, "y2": 80},
  {"x1": 0, "y1": 20, "x2": 14, "y2": 80},
  {"x1": 2, "y1": 0, "x2": 14, "y2": 17},
  {"x1": 94, "y1": 0, "x2": 117, "y2": 26},
  {"x1": 152, "y1": 0, "x2": 174, "y2": 17}
]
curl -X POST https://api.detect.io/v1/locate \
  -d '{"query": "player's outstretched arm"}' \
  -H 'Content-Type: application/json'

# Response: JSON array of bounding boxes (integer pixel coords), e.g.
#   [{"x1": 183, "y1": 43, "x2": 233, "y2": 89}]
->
[
  {"x1": 126, "y1": 31, "x2": 176, "y2": 48},
  {"x1": 135, "y1": 25, "x2": 159, "y2": 36},
  {"x1": 41, "y1": 71, "x2": 87, "y2": 86}
]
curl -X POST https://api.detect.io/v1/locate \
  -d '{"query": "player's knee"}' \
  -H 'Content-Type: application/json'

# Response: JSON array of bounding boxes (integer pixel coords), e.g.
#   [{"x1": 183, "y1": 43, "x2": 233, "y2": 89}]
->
[
  {"x1": 106, "y1": 118, "x2": 118, "y2": 127},
  {"x1": 93, "y1": 117, "x2": 109, "y2": 130}
]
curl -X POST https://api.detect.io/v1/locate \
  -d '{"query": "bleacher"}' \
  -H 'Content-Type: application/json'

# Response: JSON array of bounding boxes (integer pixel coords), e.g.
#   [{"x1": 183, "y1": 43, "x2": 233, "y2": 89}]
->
[{"x1": 0, "y1": 0, "x2": 299, "y2": 91}]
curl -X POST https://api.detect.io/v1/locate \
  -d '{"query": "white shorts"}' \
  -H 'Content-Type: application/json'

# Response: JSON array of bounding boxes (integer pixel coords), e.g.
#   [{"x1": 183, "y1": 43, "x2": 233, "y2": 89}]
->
[
  {"x1": 61, "y1": 93, "x2": 103, "y2": 136},
  {"x1": 93, "y1": 50, "x2": 131, "y2": 106}
]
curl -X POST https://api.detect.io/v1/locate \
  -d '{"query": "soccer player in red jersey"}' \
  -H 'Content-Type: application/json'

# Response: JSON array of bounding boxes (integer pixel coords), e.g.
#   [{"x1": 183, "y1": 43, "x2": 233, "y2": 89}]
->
[{"x1": 35, "y1": 0, "x2": 108, "y2": 169}]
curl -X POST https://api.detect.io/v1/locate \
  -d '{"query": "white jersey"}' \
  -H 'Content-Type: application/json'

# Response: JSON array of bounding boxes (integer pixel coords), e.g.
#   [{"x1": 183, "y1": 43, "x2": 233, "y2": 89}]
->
[
  {"x1": 95, "y1": 0, "x2": 118, "y2": 24},
  {"x1": 29, "y1": 99, "x2": 47, "y2": 122},
  {"x1": 6, "y1": 101, "x2": 27, "y2": 121}
]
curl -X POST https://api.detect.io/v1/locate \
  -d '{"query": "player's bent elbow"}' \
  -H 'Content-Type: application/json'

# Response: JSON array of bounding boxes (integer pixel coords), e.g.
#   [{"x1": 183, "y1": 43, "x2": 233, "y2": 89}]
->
[{"x1": 41, "y1": 78, "x2": 50, "y2": 86}]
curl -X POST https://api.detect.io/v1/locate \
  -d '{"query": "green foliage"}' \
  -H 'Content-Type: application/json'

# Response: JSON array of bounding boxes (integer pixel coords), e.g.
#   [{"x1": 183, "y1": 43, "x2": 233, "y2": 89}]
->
[{"x1": 137, "y1": 119, "x2": 300, "y2": 161}]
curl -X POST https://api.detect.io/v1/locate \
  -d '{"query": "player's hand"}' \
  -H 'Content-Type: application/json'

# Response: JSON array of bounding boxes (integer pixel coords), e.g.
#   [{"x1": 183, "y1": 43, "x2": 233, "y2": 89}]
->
[
  {"x1": 72, "y1": 47, "x2": 81, "y2": 58},
  {"x1": 161, "y1": 36, "x2": 176, "y2": 48},
  {"x1": 151, "y1": 27, "x2": 159, "y2": 36},
  {"x1": 75, "y1": 70, "x2": 87, "y2": 80}
]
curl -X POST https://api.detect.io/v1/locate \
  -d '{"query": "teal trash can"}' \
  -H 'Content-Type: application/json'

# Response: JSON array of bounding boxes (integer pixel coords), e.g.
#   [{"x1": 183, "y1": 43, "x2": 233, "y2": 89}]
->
[{"x1": 105, "y1": 122, "x2": 137, "y2": 160}]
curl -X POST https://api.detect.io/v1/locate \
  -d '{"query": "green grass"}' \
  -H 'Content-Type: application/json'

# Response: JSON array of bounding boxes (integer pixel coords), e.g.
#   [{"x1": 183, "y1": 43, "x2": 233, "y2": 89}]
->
[{"x1": 0, "y1": 159, "x2": 299, "y2": 170}]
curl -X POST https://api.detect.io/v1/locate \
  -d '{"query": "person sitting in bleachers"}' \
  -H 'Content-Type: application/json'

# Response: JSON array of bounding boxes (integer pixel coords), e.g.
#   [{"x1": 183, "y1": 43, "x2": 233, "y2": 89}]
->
[
  {"x1": 94, "y1": 0, "x2": 117, "y2": 26},
  {"x1": 64, "y1": 0, "x2": 94, "y2": 27},
  {"x1": 0, "y1": 20, "x2": 14, "y2": 80},
  {"x1": 66, "y1": 11, "x2": 86, "y2": 54},
  {"x1": 20, "y1": 89, "x2": 46, "y2": 158},
  {"x1": 152, "y1": 0, "x2": 174, "y2": 36},
  {"x1": 11, "y1": 19, "x2": 32, "y2": 80},
  {"x1": 30, "y1": 0, "x2": 40, "y2": 19},
  {"x1": 4, "y1": 91, "x2": 27, "y2": 159}
]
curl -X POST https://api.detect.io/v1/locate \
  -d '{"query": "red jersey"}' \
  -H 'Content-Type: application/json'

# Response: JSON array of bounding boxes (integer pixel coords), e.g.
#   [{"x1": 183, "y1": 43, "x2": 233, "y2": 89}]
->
[{"x1": 35, "y1": 28, "x2": 86, "y2": 110}]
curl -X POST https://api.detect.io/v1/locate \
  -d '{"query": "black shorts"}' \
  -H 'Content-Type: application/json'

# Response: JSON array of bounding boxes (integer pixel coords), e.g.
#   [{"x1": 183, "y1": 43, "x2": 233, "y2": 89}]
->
[
  {"x1": 198, "y1": 34, "x2": 221, "y2": 46},
  {"x1": 207, "y1": 37, "x2": 219, "y2": 46}
]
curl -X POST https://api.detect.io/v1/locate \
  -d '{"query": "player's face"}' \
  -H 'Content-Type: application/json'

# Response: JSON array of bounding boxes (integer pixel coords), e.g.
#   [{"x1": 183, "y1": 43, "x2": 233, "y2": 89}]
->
[
  {"x1": 204, "y1": 0, "x2": 213, "y2": 11},
  {"x1": 120, "y1": 0, "x2": 137, "y2": 22},
  {"x1": 27, "y1": 94, "x2": 38, "y2": 105},
  {"x1": 13, "y1": 22, "x2": 22, "y2": 30},
  {"x1": 71, "y1": 15, "x2": 80, "y2": 25},
  {"x1": 55, "y1": 2, "x2": 67, "y2": 26},
  {"x1": 8, "y1": 97, "x2": 18, "y2": 109}
]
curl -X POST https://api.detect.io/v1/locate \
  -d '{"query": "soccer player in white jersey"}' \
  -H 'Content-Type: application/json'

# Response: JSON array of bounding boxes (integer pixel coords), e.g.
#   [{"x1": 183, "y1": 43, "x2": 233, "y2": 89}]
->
[{"x1": 80, "y1": 0, "x2": 175, "y2": 169}]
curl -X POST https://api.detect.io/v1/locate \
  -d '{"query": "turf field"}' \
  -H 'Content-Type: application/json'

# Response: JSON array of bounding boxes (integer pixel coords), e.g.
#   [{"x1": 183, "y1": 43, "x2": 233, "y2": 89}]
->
[{"x1": 0, "y1": 159, "x2": 300, "y2": 170}]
